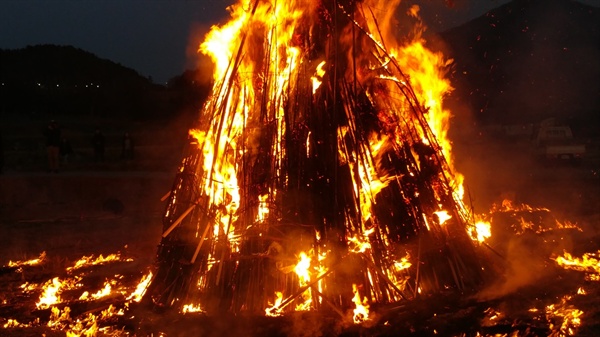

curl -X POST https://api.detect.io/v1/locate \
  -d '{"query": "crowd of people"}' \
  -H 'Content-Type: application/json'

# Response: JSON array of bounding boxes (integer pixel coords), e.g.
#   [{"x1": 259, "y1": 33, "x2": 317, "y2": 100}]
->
[{"x1": 40, "y1": 120, "x2": 135, "y2": 173}]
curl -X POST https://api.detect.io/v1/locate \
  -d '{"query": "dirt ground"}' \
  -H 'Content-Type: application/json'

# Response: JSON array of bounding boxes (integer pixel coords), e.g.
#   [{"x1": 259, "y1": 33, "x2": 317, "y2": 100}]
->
[{"x1": 0, "y1": 127, "x2": 599, "y2": 335}]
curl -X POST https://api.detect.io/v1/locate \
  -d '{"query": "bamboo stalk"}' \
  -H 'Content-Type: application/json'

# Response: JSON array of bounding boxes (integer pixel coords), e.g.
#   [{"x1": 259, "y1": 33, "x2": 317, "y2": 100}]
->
[
  {"x1": 191, "y1": 219, "x2": 213, "y2": 264},
  {"x1": 162, "y1": 203, "x2": 197, "y2": 238}
]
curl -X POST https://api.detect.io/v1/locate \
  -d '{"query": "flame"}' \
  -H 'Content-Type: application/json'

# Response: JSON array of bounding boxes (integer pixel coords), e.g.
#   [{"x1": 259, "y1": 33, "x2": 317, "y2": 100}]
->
[
  {"x1": 351, "y1": 284, "x2": 370, "y2": 324},
  {"x1": 311, "y1": 61, "x2": 327, "y2": 94},
  {"x1": 36, "y1": 277, "x2": 82, "y2": 309},
  {"x1": 182, "y1": 303, "x2": 204, "y2": 313},
  {"x1": 434, "y1": 210, "x2": 451, "y2": 226},
  {"x1": 545, "y1": 295, "x2": 583, "y2": 336},
  {"x1": 553, "y1": 250, "x2": 600, "y2": 280},
  {"x1": 470, "y1": 220, "x2": 491, "y2": 243},
  {"x1": 7, "y1": 251, "x2": 46, "y2": 268},
  {"x1": 265, "y1": 291, "x2": 284, "y2": 317},
  {"x1": 126, "y1": 271, "x2": 153, "y2": 302},
  {"x1": 294, "y1": 252, "x2": 313, "y2": 311},
  {"x1": 177, "y1": 0, "x2": 488, "y2": 315},
  {"x1": 67, "y1": 253, "x2": 132, "y2": 272}
]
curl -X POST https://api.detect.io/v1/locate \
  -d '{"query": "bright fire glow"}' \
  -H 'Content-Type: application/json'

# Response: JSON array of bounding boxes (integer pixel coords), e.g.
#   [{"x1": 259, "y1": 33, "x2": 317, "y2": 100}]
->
[
  {"x1": 351, "y1": 284, "x2": 370, "y2": 324},
  {"x1": 553, "y1": 250, "x2": 600, "y2": 281},
  {"x1": 265, "y1": 291, "x2": 284, "y2": 317},
  {"x1": 7, "y1": 251, "x2": 46, "y2": 268},
  {"x1": 66, "y1": 253, "x2": 132, "y2": 272}
]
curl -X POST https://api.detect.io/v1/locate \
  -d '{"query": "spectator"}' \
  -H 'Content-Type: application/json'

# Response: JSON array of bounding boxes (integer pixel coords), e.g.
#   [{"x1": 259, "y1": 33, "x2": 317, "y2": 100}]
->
[
  {"x1": 121, "y1": 132, "x2": 134, "y2": 160},
  {"x1": 43, "y1": 120, "x2": 61, "y2": 172},
  {"x1": 91, "y1": 129, "x2": 105, "y2": 162},
  {"x1": 59, "y1": 137, "x2": 73, "y2": 164}
]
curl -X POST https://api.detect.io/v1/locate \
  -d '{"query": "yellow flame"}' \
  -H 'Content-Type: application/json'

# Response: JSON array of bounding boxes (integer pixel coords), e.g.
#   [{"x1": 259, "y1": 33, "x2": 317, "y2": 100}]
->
[
  {"x1": 126, "y1": 271, "x2": 153, "y2": 302},
  {"x1": 7, "y1": 251, "x2": 46, "y2": 268},
  {"x1": 434, "y1": 210, "x2": 452, "y2": 226},
  {"x1": 265, "y1": 291, "x2": 284, "y2": 316},
  {"x1": 352, "y1": 284, "x2": 370, "y2": 324},
  {"x1": 311, "y1": 61, "x2": 327, "y2": 94},
  {"x1": 545, "y1": 295, "x2": 583, "y2": 336},
  {"x1": 67, "y1": 253, "x2": 131, "y2": 272},
  {"x1": 553, "y1": 250, "x2": 600, "y2": 280},
  {"x1": 182, "y1": 303, "x2": 204, "y2": 313}
]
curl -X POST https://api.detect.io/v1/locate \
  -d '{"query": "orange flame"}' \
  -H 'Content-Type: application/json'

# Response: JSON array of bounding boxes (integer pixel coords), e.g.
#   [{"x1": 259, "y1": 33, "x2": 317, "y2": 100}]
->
[{"x1": 351, "y1": 284, "x2": 370, "y2": 324}]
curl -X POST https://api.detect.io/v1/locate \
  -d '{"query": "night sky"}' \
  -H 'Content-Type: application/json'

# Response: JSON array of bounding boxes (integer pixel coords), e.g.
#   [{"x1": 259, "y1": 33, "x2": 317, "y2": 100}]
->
[{"x1": 1, "y1": 0, "x2": 597, "y2": 84}]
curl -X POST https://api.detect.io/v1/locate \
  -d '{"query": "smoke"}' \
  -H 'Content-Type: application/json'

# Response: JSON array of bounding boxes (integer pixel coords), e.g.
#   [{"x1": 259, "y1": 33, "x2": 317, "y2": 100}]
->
[{"x1": 476, "y1": 229, "x2": 572, "y2": 301}]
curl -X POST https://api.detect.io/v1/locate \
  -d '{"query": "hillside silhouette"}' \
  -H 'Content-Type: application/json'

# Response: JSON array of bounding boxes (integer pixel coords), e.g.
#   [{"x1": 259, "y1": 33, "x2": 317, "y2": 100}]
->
[
  {"x1": 439, "y1": 0, "x2": 600, "y2": 129},
  {"x1": 0, "y1": 44, "x2": 210, "y2": 119}
]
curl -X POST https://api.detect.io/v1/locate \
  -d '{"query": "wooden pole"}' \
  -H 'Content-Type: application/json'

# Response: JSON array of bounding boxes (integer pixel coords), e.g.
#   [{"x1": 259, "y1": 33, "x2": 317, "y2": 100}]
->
[{"x1": 162, "y1": 203, "x2": 197, "y2": 238}]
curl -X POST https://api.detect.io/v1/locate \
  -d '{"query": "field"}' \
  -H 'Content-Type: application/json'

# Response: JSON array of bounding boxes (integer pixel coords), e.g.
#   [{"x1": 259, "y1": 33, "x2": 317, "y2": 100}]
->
[{"x1": 1, "y1": 115, "x2": 599, "y2": 336}]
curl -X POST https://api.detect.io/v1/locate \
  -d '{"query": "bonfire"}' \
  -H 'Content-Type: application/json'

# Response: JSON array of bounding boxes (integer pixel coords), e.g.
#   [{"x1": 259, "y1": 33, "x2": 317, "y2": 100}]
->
[{"x1": 145, "y1": 0, "x2": 489, "y2": 319}]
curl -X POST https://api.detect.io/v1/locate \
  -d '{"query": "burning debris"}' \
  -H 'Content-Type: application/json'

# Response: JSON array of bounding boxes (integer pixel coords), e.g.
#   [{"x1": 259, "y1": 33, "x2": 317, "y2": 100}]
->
[{"x1": 145, "y1": 0, "x2": 487, "y2": 321}]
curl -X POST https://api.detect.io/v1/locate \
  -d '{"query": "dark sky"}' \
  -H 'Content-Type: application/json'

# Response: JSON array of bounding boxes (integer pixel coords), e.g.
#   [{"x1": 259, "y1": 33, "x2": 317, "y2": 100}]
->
[{"x1": 1, "y1": 0, "x2": 598, "y2": 83}]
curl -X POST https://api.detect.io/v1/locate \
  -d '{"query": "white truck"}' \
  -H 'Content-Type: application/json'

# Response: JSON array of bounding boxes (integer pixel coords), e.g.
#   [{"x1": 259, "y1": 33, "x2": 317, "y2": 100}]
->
[{"x1": 534, "y1": 123, "x2": 585, "y2": 162}]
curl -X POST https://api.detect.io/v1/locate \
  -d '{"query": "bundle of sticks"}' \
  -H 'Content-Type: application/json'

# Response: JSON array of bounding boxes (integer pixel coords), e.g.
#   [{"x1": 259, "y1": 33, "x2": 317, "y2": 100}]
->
[{"x1": 144, "y1": 0, "x2": 487, "y2": 316}]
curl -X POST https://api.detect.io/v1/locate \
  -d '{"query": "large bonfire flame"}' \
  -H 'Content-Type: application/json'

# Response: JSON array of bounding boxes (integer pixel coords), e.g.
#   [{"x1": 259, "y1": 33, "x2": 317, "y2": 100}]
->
[{"x1": 146, "y1": 0, "x2": 487, "y2": 318}]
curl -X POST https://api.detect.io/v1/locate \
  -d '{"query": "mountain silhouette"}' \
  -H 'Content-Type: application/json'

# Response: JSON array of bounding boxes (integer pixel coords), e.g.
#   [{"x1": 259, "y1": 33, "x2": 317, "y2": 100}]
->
[
  {"x1": 439, "y1": 0, "x2": 600, "y2": 126},
  {"x1": 0, "y1": 45, "x2": 172, "y2": 118}
]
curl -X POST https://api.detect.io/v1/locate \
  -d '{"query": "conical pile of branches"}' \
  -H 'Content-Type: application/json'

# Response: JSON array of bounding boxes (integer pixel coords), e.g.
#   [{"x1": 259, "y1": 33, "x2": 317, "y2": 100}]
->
[{"x1": 144, "y1": 0, "x2": 486, "y2": 316}]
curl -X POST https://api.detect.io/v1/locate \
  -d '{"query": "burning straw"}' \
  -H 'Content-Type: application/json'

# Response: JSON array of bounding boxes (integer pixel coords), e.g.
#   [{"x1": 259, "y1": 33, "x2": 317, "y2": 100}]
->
[{"x1": 144, "y1": 0, "x2": 488, "y2": 318}]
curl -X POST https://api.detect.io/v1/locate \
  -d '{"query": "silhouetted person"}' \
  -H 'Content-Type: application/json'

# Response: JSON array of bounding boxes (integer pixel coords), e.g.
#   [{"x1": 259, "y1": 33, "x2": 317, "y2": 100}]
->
[
  {"x1": 121, "y1": 132, "x2": 134, "y2": 160},
  {"x1": 59, "y1": 137, "x2": 73, "y2": 164},
  {"x1": 91, "y1": 129, "x2": 105, "y2": 162},
  {"x1": 44, "y1": 120, "x2": 61, "y2": 172}
]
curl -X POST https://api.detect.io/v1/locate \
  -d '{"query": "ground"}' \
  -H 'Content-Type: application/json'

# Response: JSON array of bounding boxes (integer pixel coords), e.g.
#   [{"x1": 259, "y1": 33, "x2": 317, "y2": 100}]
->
[{"x1": 0, "y1": 117, "x2": 599, "y2": 336}]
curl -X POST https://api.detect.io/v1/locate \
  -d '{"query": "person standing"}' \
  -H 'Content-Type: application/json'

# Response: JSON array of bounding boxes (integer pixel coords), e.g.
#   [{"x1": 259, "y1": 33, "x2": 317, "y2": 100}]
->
[
  {"x1": 44, "y1": 120, "x2": 61, "y2": 172},
  {"x1": 91, "y1": 129, "x2": 105, "y2": 162},
  {"x1": 121, "y1": 132, "x2": 134, "y2": 160}
]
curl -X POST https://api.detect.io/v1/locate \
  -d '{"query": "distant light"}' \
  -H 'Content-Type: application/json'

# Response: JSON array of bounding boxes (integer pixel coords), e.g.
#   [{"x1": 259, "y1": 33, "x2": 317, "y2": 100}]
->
[
  {"x1": 96, "y1": 85, "x2": 100, "y2": 88},
  {"x1": 56, "y1": 84, "x2": 59, "y2": 87}
]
